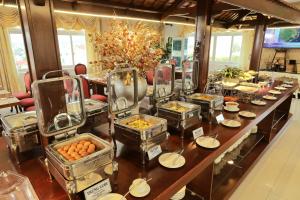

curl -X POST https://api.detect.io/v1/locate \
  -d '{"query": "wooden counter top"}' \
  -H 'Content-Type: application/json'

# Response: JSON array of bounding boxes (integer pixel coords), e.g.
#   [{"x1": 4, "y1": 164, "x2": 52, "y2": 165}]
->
[{"x1": 0, "y1": 81, "x2": 298, "y2": 200}]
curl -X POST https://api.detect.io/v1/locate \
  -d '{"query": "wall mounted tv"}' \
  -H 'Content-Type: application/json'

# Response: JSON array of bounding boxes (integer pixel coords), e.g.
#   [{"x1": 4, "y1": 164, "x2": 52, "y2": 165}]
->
[{"x1": 264, "y1": 27, "x2": 300, "y2": 49}]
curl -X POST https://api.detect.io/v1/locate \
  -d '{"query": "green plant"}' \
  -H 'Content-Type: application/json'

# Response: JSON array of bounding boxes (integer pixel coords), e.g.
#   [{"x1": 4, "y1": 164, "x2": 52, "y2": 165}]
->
[{"x1": 221, "y1": 67, "x2": 242, "y2": 79}]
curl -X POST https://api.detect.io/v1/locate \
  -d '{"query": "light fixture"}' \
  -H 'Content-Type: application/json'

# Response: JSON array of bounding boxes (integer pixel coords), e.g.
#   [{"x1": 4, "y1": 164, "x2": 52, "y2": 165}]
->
[
  {"x1": 227, "y1": 160, "x2": 234, "y2": 165},
  {"x1": 2, "y1": 4, "x2": 196, "y2": 26},
  {"x1": 3, "y1": 4, "x2": 18, "y2": 8},
  {"x1": 54, "y1": 10, "x2": 161, "y2": 23}
]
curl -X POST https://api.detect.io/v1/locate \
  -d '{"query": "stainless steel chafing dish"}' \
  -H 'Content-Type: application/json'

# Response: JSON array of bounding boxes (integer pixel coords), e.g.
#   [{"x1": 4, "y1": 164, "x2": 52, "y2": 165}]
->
[
  {"x1": 179, "y1": 60, "x2": 224, "y2": 122},
  {"x1": 1, "y1": 111, "x2": 41, "y2": 164},
  {"x1": 186, "y1": 93, "x2": 224, "y2": 121},
  {"x1": 153, "y1": 63, "x2": 201, "y2": 138},
  {"x1": 107, "y1": 67, "x2": 168, "y2": 164},
  {"x1": 32, "y1": 73, "x2": 114, "y2": 198},
  {"x1": 67, "y1": 99, "x2": 107, "y2": 117}
]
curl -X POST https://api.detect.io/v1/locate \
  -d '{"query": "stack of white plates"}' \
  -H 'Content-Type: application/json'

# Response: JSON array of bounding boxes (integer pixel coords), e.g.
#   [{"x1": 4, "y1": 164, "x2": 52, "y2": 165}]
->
[{"x1": 170, "y1": 186, "x2": 186, "y2": 200}]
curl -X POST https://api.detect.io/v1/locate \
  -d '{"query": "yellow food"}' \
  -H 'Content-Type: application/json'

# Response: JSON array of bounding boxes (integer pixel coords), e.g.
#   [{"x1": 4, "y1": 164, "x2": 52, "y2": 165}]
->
[
  {"x1": 167, "y1": 104, "x2": 188, "y2": 112},
  {"x1": 57, "y1": 140, "x2": 97, "y2": 162},
  {"x1": 127, "y1": 119, "x2": 151, "y2": 129},
  {"x1": 192, "y1": 94, "x2": 214, "y2": 101}
]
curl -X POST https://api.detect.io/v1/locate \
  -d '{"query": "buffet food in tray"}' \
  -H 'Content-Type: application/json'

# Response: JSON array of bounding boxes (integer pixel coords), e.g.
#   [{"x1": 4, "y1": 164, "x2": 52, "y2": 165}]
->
[
  {"x1": 187, "y1": 93, "x2": 216, "y2": 101},
  {"x1": 234, "y1": 85, "x2": 258, "y2": 93}
]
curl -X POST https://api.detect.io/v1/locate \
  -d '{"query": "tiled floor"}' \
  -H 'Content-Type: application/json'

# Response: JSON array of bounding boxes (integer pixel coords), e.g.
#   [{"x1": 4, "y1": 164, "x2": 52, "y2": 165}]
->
[{"x1": 230, "y1": 99, "x2": 300, "y2": 200}]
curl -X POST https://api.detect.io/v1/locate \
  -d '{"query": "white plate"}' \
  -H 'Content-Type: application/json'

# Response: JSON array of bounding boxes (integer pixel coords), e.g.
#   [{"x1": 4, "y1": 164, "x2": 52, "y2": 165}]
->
[
  {"x1": 251, "y1": 100, "x2": 267, "y2": 106},
  {"x1": 221, "y1": 119, "x2": 241, "y2": 128},
  {"x1": 196, "y1": 136, "x2": 220, "y2": 149},
  {"x1": 224, "y1": 106, "x2": 240, "y2": 112},
  {"x1": 129, "y1": 183, "x2": 151, "y2": 198},
  {"x1": 282, "y1": 84, "x2": 292, "y2": 88},
  {"x1": 97, "y1": 193, "x2": 125, "y2": 200},
  {"x1": 274, "y1": 86, "x2": 287, "y2": 91},
  {"x1": 104, "y1": 164, "x2": 113, "y2": 175},
  {"x1": 239, "y1": 111, "x2": 256, "y2": 118},
  {"x1": 268, "y1": 90, "x2": 281, "y2": 95},
  {"x1": 159, "y1": 153, "x2": 186, "y2": 169},
  {"x1": 263, "y1": 95, "x2": 277, "y2": 100}
]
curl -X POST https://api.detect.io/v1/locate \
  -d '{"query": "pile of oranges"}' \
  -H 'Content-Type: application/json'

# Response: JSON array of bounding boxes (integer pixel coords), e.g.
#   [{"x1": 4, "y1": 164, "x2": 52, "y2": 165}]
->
[{"x1": 56, "y1": 140, "x2": 96, "y2": 162}]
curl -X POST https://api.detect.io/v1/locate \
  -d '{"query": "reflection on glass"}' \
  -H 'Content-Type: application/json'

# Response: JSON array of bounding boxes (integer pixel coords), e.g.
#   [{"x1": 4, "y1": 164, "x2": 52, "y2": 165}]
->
[
  {"x1": 154, "y1": 64, "x2": 173, "y2": 98},
  {"x1": 108, "y1": 69, "x2": 136, "y2": 113},
  {"x1": 215, "y1": 36, "x2": 232, "y2": 62}
]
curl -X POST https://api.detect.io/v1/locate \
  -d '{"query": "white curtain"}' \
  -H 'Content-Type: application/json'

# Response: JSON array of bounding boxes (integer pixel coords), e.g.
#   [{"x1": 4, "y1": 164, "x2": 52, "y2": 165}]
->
[
  {"x1": 0, "y1": 6, "x2": 22, "y2": 93},
  {"x1": 55, "y1": 13, "x2": 101, "y2": 73}
]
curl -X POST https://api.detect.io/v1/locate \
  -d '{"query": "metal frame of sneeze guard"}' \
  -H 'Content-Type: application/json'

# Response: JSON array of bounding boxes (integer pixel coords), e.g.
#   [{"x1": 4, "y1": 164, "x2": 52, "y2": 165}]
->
[
  {"x1": 182, "y1": 60, "x2": 199, "y2": 95},
  {"x1": 153, "y1": 62, "x2": 175, "y2": 103},
  {"x1": 107, "y1": 67, "x2": 138, "y2": 116},
  {"x1": 31, "y1": 72, "x2": 86, "y2": 137}
]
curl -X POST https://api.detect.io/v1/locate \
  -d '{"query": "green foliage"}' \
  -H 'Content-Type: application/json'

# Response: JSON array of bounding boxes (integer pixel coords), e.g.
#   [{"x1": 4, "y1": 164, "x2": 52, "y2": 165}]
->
[{"x1": 220, "y1": 67, "x2": 242, "y2": 79}]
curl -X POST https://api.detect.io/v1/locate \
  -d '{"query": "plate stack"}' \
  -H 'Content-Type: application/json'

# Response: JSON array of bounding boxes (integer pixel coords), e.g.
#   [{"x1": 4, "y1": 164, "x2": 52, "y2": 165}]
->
[{"x1": 170, "y1": 186, "x2": 186, "y2": 200}]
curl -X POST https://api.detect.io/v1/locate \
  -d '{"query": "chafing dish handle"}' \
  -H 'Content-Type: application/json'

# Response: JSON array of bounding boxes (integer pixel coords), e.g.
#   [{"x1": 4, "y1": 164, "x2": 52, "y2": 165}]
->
[{"x1": 54, "y1": 113, "x2": 72, "y2": 130}]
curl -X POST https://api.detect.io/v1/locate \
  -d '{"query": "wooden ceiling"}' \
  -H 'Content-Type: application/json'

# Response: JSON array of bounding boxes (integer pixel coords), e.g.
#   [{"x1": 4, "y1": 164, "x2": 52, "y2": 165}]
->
[
  {"x1": 3, "y1": 0, "x2": 300, "y2": 28},
  {"x1": 55, "y1": 0, "x2": 300, "y2": 28}
]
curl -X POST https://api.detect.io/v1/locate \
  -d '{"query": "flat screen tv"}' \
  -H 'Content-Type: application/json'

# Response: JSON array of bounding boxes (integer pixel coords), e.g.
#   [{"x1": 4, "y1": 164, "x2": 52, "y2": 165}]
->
[{"x1": 264, "y1": 27, "x2": 300, "y2": 48}]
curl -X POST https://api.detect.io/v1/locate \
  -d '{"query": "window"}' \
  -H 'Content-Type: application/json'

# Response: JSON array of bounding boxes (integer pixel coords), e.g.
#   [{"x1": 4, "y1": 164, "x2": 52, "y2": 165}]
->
[
  {"x1": 8, "y1": 28, "x2": 28, "y2": 73},
  {"x1": 57, "y1": 29, "x2": 87, "y2": 69},
  {"x1": 171, "y1": 34, "x2": 195, "y2": 67},
  {"x1": 209, "y1": 33, "x2": 243, "y2": 64}
]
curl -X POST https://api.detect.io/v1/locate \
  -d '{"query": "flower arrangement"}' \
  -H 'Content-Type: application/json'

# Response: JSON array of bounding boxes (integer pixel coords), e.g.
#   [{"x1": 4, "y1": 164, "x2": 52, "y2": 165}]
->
[{"x1": 89, "y1": 20, "x2": 164, "y2": 72}]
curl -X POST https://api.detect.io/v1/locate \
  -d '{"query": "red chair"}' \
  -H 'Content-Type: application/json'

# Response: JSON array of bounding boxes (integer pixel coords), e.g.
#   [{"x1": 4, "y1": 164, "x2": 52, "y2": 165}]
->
[
  {"x1": 80, "y1": 76, "x2": 107, "y2": 102},
  {"x1": 12, "y1": 72, "x2": 31, "y2": 100},
  {"x1": 12, "y1": 72, "x2": 33, "y2": 112},
  {"x1": 74, "y1": 64, "x2": 87, "y2": 75},
  {"x1": 145, "y1": 70, "x2": 154, "y2": 85}
]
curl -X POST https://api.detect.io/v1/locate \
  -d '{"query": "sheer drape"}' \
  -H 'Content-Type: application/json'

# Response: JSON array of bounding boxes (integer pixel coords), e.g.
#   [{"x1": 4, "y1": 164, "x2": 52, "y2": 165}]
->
[
  {"x1": 55, "y1": 13, "x2": 101, "y2": 73},
  {"x1": 0, "y1": 7, "x2": 22, "y2": 93}
]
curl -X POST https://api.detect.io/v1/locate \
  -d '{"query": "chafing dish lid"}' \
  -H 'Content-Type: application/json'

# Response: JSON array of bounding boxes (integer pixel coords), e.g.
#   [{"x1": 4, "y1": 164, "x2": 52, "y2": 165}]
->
[
  {"x1": 153, "y1": 63, "x2": 174, "y2": 101},
  {"x1": 67, "y1": 99, "x2": 107, "y2": 114},
  {"x1": 107, "y1": 67, "x2": 138, "y2": 114},
  {"x1": 31, "y1": 75, "x2": 86, "y2": 137},
  {"x1": 1, "y1": 111, "x2": 37, "y2": 131},
  {"x1": 182, "y1": 60, "x2": 199, "y2": 93}
]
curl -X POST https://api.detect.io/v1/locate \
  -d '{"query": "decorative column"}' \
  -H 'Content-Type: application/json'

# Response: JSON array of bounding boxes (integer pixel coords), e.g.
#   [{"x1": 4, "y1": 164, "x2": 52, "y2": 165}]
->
[
  {"x1": 17, "y1": 0, "x2": 61, "y2": 80},
  {"x1": 194, "y1": 0, "x2": 214, "y2": 92},
  {"x1": 249, "y1": 22, "x2": 266, "y2": 71}
]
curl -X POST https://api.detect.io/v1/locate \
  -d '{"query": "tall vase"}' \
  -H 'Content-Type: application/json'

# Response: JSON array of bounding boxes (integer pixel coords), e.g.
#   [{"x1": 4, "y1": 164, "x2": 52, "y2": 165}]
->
[{"x1": 113, "y1": 74, "x2": 148, "y2": 102}]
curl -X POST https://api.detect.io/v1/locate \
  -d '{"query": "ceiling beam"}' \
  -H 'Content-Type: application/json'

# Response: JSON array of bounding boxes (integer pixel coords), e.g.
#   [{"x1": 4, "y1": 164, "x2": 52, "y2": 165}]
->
[
  {"x1": 225, "y1": 9, "x2": 251, "y2": 28},
  {"x1": 220, "y1": 0, "x2": 300, "y2": 24},
  {"x1": 161, "y1": 0, "x2": 187, "y2": 20},
  {"x1": 60, "y1": 0, "x2": 160, "y2": 14}
]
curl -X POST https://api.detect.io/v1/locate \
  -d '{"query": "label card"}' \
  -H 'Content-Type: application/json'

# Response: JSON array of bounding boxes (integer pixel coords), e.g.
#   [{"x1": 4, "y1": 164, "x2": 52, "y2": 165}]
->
[
  {"x1": 147, "y1": 145, "x2": 162, "y2": 160},
  {"x1": 193, "y1": 127, "x2": 204, "y2": 140},
  {"x1": 84, "y1": 179, "x2": 112, "y2": 200},
  {"x1": 216, "y1": 114, "x2": 224, "y2": 124}
]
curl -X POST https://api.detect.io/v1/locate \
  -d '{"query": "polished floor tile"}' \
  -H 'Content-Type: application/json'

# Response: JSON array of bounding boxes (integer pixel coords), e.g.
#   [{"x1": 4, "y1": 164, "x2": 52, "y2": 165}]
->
[{"x1": 230, "y1": 99, "x2": 300, "y2": 200}]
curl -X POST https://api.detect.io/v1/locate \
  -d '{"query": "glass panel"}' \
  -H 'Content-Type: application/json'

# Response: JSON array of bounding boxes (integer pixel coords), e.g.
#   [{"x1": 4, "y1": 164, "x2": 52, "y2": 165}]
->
[
  {"x1": 32, "y1": 76, "x2": 85, "y2": 136},
  {"x1": 108, "y1": 68, "x2": 138, "y2": 114},
  {"x1": 154, "y1": 64, "x2": 173, "y2": 99},
  {"x1": 182, "y1": 60, "x2": 198, "y2": 92},
  {"x1": 215, "y1": 36, "x2": 232, "y2": 62},
  {"x1": 210, "y1": 36, "x2": 214, "y2": 60},
  {"x1": 72, "y1": 35, "x2": 87, "y2": 65},
  {"x1": 58, "y1": 35, "x2": 73, "y2": 66},
  {"x1": 9, "y1": 33, "x2": 28, "y2": 72},
  {"x1": 231, "y1": 35, "x2": 242, "y2": 62}
]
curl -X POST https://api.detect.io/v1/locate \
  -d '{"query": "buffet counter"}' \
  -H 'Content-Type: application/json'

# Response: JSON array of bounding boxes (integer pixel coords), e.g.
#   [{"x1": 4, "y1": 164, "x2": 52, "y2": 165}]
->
[{"x1": 0, "y1": 81, "x2": 298, "y2": 200}]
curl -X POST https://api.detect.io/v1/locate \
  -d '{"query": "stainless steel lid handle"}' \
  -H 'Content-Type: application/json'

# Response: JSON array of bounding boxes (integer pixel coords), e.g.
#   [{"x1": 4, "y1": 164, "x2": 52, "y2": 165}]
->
[{"x1": 54, "y1": 113, "x2": 72, "y2": 130}]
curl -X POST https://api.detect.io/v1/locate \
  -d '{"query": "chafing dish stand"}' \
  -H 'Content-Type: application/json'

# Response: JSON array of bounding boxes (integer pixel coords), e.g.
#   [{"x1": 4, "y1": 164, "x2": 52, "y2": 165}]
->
[
  {"x1": 32, "y1": 72, "x2": 115, "y2": 200},
  {"x1": 107, "y1": 67, "x2": 168, "y2": 165}
]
